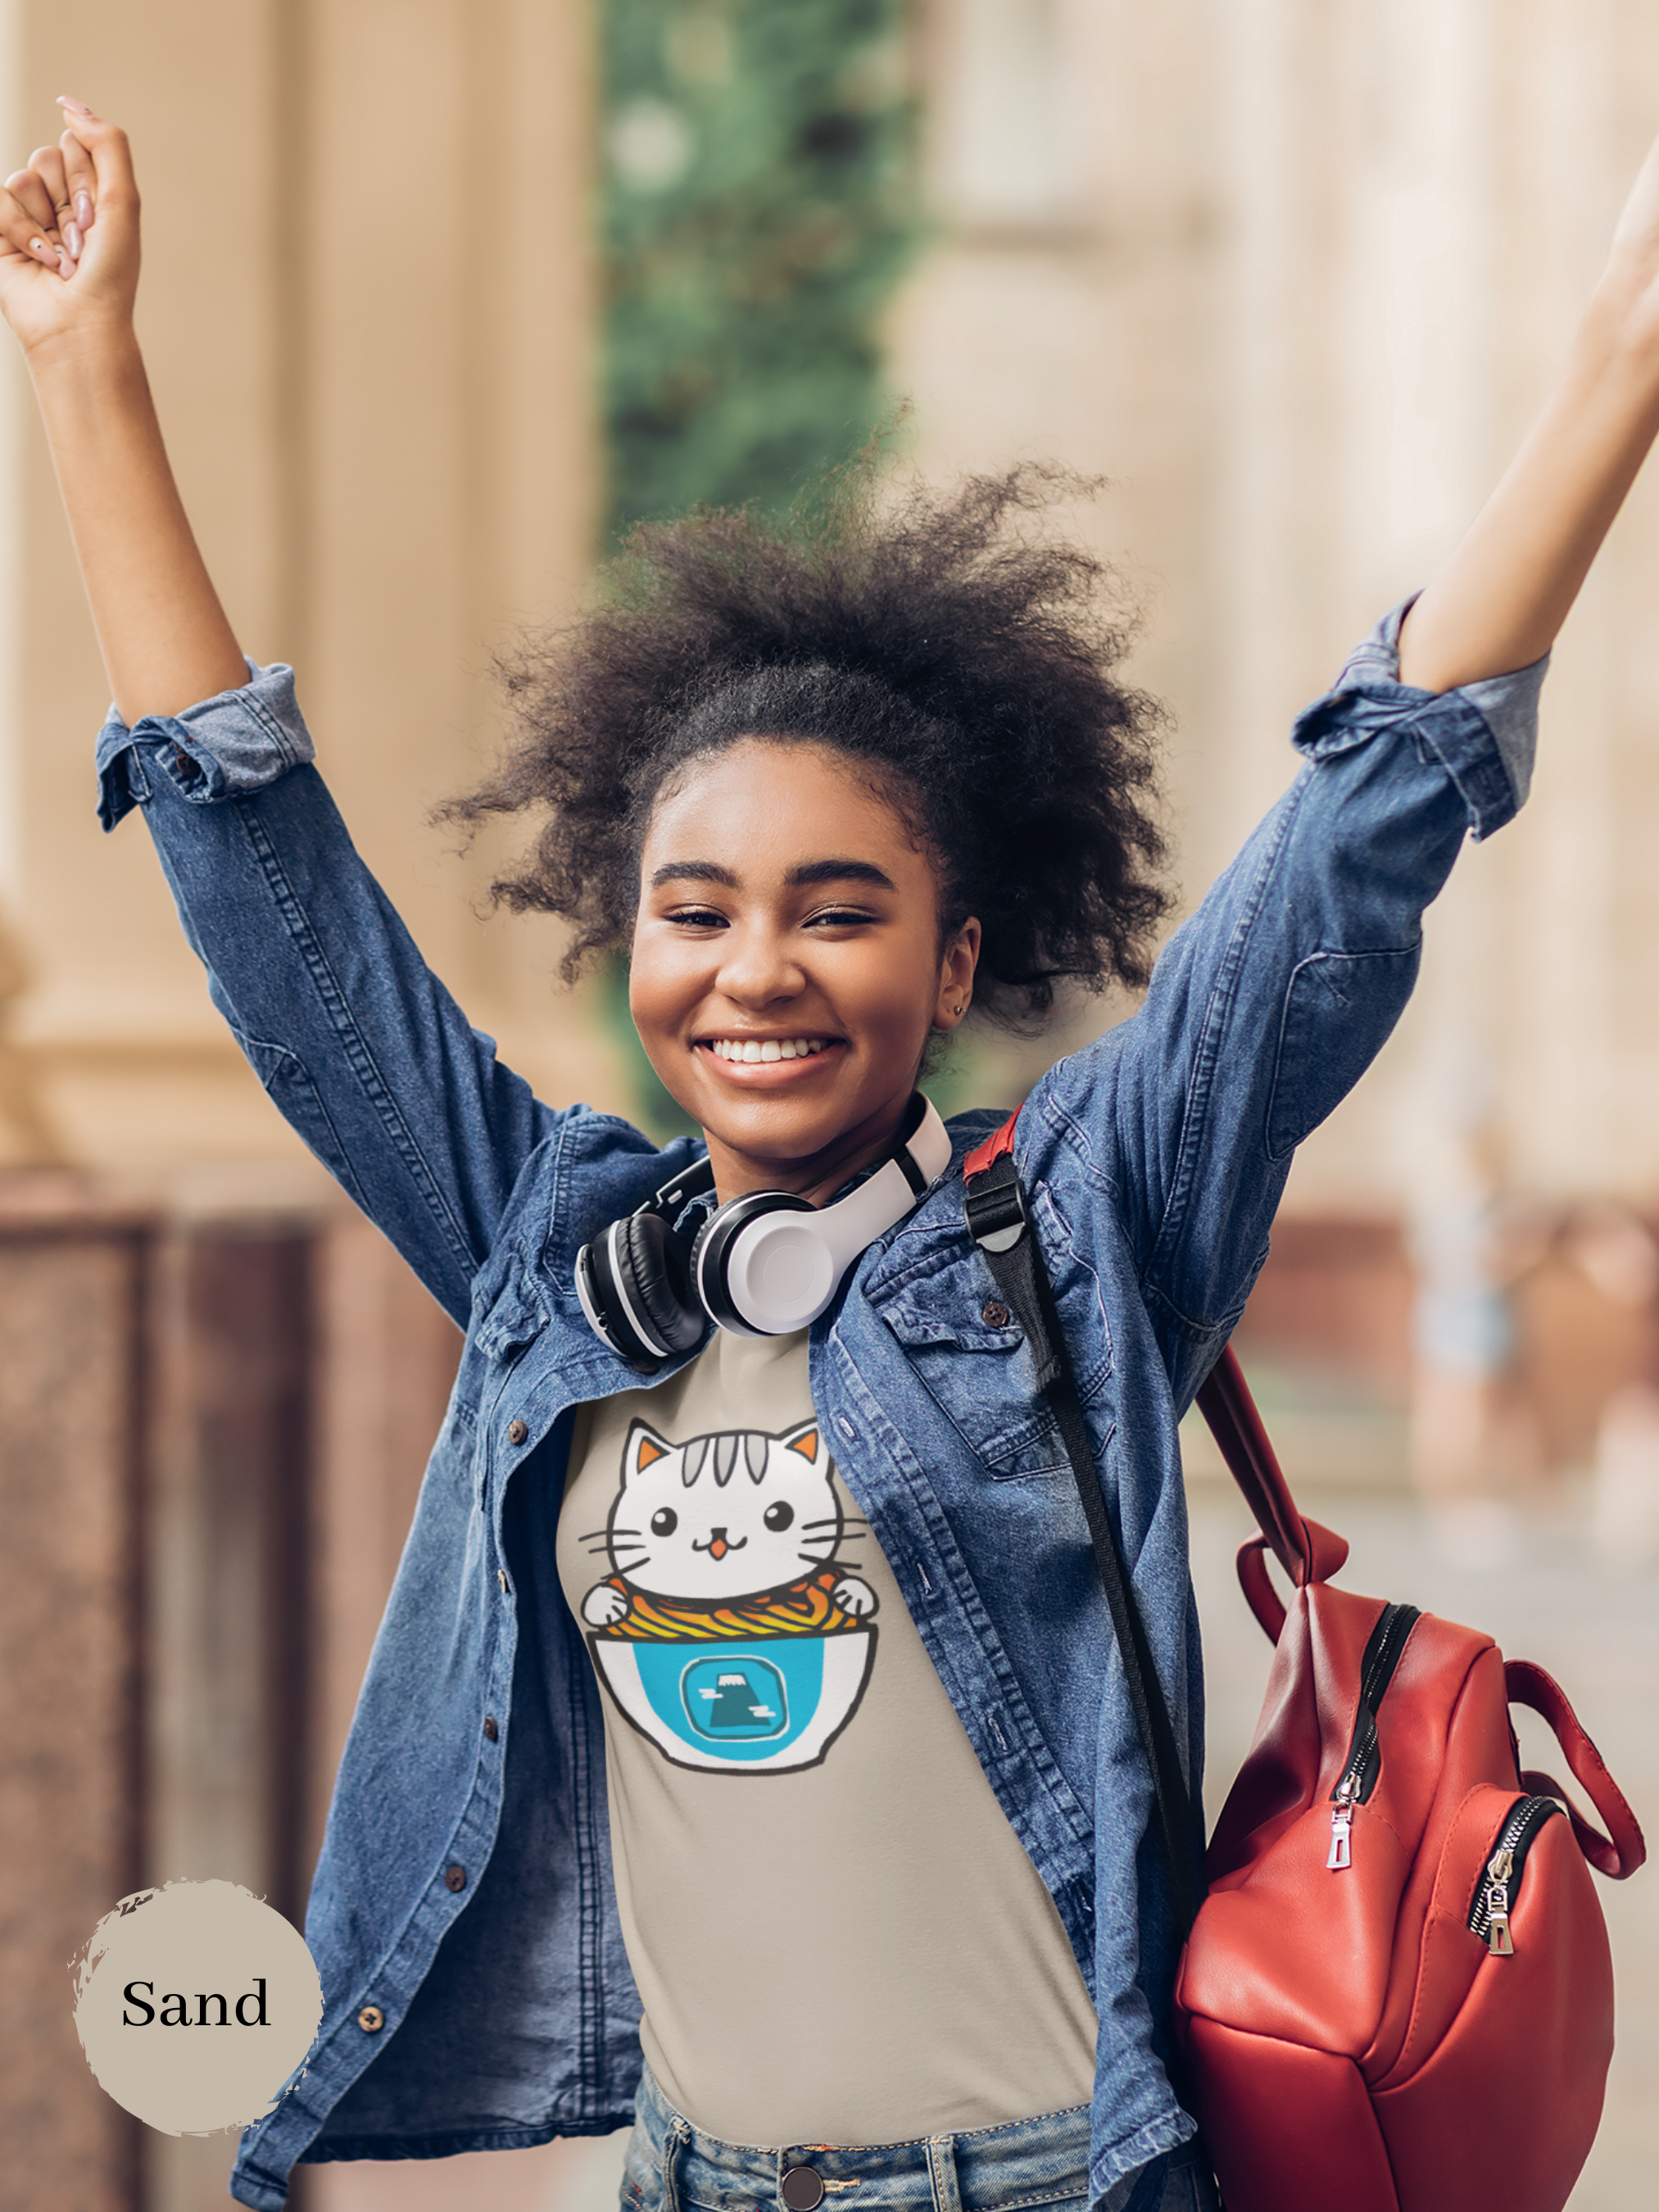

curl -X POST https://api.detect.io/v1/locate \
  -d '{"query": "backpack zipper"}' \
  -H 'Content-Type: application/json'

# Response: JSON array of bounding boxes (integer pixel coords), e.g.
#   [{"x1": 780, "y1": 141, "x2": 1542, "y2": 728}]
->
[
  {"x1": 1327, "y1": 1602, "x2": 1421, "y2": 1870},
  {"x1": 1466, "y1": 1795, "x2": 1562, "y2": 1956}
]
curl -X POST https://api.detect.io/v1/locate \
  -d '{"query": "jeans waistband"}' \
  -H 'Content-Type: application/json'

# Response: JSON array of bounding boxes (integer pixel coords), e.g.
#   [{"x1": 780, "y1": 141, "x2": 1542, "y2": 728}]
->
[{"x1": 624, "y1": 2063, "x2": 1095, "y2": 2212}]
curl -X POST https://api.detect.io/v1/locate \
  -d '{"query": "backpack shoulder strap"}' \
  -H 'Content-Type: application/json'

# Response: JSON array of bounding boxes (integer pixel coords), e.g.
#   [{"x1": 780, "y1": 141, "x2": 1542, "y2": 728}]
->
[{"x1": 963, "y1": 1117, "x2": 1204, "y2": 1935}]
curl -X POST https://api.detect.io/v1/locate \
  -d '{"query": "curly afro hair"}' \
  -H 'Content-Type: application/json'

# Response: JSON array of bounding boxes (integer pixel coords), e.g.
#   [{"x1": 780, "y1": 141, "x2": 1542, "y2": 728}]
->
[{"x1": 446, "y1": 462, "x2": 1172, "y2": 1024}]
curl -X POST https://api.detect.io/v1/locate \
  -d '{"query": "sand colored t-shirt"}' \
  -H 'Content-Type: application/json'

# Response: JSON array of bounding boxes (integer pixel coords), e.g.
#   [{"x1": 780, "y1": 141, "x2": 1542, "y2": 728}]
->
[{"x1": 556, "y1": 1327, "x2": 1098, "y2": 2145}]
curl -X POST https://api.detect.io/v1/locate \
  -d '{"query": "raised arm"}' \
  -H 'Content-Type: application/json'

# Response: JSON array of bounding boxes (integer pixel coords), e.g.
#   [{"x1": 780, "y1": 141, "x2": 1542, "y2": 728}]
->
[
  {"x1": 0, "y1": 102, "x2": 573, "y2": 1322},
  {"x1": 1400, "y1": 131, "x2": 1659, "y2": 690},
  {"x1": 1033, "y1": 129, "x2": 1659, "y2": 1402},
  {"x1": 0, "y1": 100, "x2": 246, "y2": 719}
]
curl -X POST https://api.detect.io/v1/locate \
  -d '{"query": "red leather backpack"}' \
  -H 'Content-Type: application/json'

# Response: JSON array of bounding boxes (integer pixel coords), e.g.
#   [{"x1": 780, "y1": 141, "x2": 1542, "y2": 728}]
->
[{"x1": 963, "y1": 1122, "x2": 1645, "y2": 2212}]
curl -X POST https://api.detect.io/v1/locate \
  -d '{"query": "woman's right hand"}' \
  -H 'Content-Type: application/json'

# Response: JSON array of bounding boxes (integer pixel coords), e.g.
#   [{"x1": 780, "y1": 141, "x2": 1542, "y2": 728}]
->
[
  {"x1": 1, "y1": 100, "x2": 245, "y2": 720},
  {"x1": 0, "y1": 98, "x2": 138, "y2": 360}
]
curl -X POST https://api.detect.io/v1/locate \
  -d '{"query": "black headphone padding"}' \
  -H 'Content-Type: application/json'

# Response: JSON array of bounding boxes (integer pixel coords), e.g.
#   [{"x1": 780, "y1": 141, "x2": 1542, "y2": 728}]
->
[{"x1": 615, "y1": 1210, "x2": 707, "y2": 1358}]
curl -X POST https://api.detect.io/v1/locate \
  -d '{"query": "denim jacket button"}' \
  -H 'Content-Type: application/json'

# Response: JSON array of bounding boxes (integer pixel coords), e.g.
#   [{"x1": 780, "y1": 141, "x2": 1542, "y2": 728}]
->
[
  {"x1": 981, "y1": 1299, "x2": 1010, "y2": 1327},
  {"x1": 445, "y1": 1865, "x2": 467, "y2": 1893},
  {"x1": 483, "y1": 1715, "x2": 499, "y2": 1741},
  {"x1": 507, "y1": 1418, "x2": 528, "y2": 1445},
  {"x1": 356, "y1": 2005, "x2": 383, "y2": 2033},
  {"x1": 781, "y1": 2167, "x2": 825, "y2": 2212}
]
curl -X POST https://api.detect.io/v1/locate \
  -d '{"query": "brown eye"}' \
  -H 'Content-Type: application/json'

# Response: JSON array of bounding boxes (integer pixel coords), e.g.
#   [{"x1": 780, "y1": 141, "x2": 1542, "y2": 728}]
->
[
  {"x1": 763, "y1": 1502, "x2": 794, "y2": 1531},
  {"x1": 650, "y1": 1507, "x2": 678, "y2": 1536}
]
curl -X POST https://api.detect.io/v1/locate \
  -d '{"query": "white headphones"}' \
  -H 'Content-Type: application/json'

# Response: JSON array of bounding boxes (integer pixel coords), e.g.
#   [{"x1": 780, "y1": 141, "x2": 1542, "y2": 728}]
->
[{"x1": 575, "y1": 1093, "x2": 951, "y2": 1364}]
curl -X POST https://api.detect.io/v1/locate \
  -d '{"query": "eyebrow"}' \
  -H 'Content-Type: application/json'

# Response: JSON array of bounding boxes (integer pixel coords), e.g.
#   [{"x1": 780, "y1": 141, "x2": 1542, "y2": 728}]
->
[{"x1": 648, "y1": 858, "x2": 898, "y2": 892}]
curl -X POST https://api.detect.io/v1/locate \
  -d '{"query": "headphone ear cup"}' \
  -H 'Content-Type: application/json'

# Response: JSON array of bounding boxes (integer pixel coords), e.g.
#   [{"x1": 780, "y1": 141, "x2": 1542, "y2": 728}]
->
[
  {"x1": 692, "y1": 1190, "x2": 814, "y2": 1335},
  {"x1": 617, "y1": 1209, "x2": 707, "y2": 1357}
]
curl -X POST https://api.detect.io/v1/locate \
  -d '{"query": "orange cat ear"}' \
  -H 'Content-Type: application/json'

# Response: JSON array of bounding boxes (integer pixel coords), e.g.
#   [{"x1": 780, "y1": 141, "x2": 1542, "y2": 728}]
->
[
  {"x1": 623, "y1": 1421, "x2": 672, "y2": 1481},
  {"x1": 784, "y1": 1422, "x2": 820, "y2": 1462}
]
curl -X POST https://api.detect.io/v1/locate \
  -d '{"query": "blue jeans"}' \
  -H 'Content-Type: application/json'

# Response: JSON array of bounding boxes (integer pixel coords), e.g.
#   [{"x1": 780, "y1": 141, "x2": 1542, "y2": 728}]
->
[{"x1": 621, "y1": 2065, "x2": 1218, "y2": 2212}]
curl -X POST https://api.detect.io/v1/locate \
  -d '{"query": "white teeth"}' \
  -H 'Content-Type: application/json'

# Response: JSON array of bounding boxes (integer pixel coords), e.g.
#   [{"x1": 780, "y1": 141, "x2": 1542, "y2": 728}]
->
[{"x1": 709, "y1": 1037, "x2": 826, "y2": 1062}]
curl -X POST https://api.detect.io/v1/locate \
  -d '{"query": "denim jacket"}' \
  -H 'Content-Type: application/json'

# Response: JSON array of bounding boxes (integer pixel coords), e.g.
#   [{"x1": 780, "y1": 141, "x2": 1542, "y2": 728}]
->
[{"x1": 94, "y1": 606, "x2": 1544, "y2": 2212}]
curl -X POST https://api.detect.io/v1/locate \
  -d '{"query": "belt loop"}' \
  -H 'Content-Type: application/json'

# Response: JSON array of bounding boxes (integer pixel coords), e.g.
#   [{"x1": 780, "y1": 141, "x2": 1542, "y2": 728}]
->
[
  {"x1": 663, "y1": 2118, "x2": 691, "y2": 2212},
  {"x1": 927, "y1": 2134, "x2": 963, "y2": 2212}
]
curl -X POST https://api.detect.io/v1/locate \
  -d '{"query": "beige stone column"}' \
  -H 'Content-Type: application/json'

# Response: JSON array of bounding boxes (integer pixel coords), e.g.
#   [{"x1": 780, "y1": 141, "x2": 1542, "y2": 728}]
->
[
  {"x1": 0, "y1": 0, "x2": 625, "y2": 1181},
  {"x1": 895, "y1": 0, "x2": 1659, "y2": 1212}
]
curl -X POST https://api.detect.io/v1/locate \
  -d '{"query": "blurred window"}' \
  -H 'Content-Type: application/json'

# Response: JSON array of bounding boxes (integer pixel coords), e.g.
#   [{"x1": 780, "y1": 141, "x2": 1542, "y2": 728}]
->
[{"x1": 931, "y1": 0, "x2": 1070, "y2": 229}]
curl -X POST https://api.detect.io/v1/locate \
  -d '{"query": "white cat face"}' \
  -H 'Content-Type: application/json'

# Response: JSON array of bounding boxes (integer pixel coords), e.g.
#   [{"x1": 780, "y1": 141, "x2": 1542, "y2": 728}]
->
[{"x1": 596, "y1": 1419, "x2": 844, "y2": 1600}]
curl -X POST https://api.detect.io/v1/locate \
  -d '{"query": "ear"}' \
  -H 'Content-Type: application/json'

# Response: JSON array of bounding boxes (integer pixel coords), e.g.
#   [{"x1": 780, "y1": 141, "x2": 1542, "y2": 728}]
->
[
  {"x1": 780, "y1": 1418, "x2": 823, "y2": 1466},
  {"x1": 931, "y1": 914, "x2": 982, "y2": 1032},
  {"x1": 623, "y1": 1420, "x2": 673, "y2": 1485}
]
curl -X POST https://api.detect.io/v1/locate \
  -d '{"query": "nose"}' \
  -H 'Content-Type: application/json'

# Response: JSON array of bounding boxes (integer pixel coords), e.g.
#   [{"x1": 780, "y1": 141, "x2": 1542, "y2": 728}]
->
[
  {"x1": 716, "y1": 919, "x2": 804, "y2": 1009},
  {"x1": 709, "y1": 1527, "x2": 728, "y2": 1560}
]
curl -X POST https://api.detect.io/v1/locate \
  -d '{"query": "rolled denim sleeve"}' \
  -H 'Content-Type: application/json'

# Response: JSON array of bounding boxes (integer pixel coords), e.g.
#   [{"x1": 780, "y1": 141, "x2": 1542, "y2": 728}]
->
[
  {"x1": 1328, "y1": 596, "x2": 1548, "y2": 820},
  {"x1": 97, "y1": 664, "x2": 559, "y2": 1325},
  {"x1": 1032, "y1": 602, "x2": 1548, "y2": 1407},
  {"x1": 95, "y1": 660, "x2": 315, "y2": 831}
]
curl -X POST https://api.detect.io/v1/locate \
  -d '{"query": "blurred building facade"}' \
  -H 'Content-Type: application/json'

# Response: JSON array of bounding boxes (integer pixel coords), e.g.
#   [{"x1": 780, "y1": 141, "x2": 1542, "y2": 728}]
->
[
  {"x1": 897, "y1": 0, "x2": 1659, "y2": 1489},
  {"x1": 5, "y1": 3, "x2": 1659, "y2": 2210}
]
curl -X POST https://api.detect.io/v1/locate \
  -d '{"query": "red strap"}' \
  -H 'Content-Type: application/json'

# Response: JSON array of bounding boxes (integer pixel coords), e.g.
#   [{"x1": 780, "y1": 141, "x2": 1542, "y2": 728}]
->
[
  {"x1": 963, "y1": 1111, "x2": 1018, "y2": 1184},
  {"x1": 1506, "y1": 1659, "x2": 1646, "y2": 1879},
  {"x1": 1195, "y1": 1346, "x2": 1349, "y2": 1595},
  {"x1": 1235, "y1": 1535, "x2": 1286, "y2": 1642}
]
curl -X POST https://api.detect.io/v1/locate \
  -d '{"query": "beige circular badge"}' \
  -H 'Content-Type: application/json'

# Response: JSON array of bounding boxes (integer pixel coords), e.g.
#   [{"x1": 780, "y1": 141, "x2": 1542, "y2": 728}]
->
[{"x1": 72, "y1": 1879, "x2": 324, "y2": 2134}]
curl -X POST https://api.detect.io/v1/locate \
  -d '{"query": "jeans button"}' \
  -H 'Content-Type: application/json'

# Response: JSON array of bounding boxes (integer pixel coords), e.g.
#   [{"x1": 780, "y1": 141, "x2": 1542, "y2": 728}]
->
[{"x1": 781, "y1": 2168, "x2": 824, "y2": 2212}]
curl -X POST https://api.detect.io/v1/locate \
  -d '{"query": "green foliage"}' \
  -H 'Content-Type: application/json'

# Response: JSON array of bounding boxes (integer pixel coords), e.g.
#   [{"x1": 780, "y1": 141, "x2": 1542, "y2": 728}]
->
[{"x1": 601, "y1": 0, "x2": 918, "y2": 540}]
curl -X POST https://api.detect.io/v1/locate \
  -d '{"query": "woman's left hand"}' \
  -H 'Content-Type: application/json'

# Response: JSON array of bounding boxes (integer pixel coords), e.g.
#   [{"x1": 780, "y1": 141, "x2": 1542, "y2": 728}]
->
[
  {"x1": 1602, "y1": 130, "x2": 1659, "y2": 342},
  {"x1": 1398, "y1": 129, "x2": 1659, "y2": 694}
]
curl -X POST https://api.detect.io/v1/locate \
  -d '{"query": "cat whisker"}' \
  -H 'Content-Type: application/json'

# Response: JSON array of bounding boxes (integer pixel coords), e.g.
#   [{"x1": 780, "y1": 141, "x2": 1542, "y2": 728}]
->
[
  {"x1": 800, "y1": 1516, "x2": 848, "y2": 1529},
  {"x1": 579, "y1": 1526, "x2": 640, "y2": 1541}
]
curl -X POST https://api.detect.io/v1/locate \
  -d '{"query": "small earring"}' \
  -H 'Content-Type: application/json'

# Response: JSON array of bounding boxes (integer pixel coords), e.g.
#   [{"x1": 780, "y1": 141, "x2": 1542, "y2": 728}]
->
[{"x1": 952, "y1": 1002, "x2": 967, "y2": 1017}]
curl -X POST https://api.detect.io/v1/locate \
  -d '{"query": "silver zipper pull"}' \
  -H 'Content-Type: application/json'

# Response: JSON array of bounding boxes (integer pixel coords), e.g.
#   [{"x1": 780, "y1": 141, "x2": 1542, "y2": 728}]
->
[
  {"x1": 1484, "y1": 1845, "x2": 1515, "y2": 1956},
  {"x1": 1486, "y1": 1897, "x2": 1513, "y2": 1956},
  {"x1": 1328, "y1": 1779, "x2": 1356, "y2": 1870}
]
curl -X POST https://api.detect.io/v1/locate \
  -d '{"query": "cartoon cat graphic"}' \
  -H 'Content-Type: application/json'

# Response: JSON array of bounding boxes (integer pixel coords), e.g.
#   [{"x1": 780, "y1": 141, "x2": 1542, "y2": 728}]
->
[
  {"x1": 580, "y1": 1416, "x2": 877, "y2": 1630},
  {"x1": 578, "y1": 1416, "x2": 881, "y2": 1774}
]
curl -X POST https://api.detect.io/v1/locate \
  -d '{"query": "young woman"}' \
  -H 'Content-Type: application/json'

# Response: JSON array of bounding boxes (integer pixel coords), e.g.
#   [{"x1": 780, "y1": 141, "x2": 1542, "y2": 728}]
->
[{"x1": 10, "y1": 93, "x2": 1659, "y2": 2212}]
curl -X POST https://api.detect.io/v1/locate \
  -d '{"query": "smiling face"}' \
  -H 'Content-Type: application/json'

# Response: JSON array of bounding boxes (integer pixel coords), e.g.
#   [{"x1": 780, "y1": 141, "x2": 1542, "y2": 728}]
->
[{"x1": 630, "y1": 738, "x2": 979, "y2": 1201}]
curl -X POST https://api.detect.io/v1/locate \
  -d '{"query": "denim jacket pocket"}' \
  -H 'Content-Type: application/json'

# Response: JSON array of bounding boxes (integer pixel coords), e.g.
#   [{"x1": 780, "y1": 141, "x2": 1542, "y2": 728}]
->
[
  {"x1": 873, "y1": 1196, "x2": 1112, "y2": 1480},
  {"x1": 1265, "y1": 946, "x2": 1420, "y2": 1159},
  {"x1": 230, "y1": 1030, "x2": 369, "y2": 1211},
  {"x1": 469, "y1": 1252, "x2": 550, "y2": 1364}
]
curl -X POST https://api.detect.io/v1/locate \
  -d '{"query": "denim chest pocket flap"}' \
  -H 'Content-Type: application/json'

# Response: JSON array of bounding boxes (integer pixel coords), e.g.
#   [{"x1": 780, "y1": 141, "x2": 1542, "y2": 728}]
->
[
  {"x1": 871, "y1": 1191, "x2": 1112, "y2": 1480},
  {"x1": 470, "y1": 1250, "x2": 550, "y2": 1362}
]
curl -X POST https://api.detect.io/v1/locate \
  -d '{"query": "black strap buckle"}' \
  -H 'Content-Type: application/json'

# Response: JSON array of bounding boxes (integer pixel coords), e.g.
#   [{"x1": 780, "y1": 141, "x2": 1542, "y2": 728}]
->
[{"x1": 964, "y1": 1160, "x2": 1027, "y2": 1253}]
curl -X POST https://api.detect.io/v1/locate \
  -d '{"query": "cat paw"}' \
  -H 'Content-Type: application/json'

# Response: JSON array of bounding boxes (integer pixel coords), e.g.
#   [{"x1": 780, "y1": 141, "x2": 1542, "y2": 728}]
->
[
  {"x1": 582, "y1": 1582, "x2": 629, "y2": 1627},
  {"x1": 833, "y1": 1575, "x2": 877, "y2": 1618}
]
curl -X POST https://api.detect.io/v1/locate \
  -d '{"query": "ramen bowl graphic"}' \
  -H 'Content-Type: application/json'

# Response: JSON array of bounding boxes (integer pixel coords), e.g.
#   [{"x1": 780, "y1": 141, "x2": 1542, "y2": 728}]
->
[{"x1": 590, "y1": 1625, "x2": 877, "y2": 1773}]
